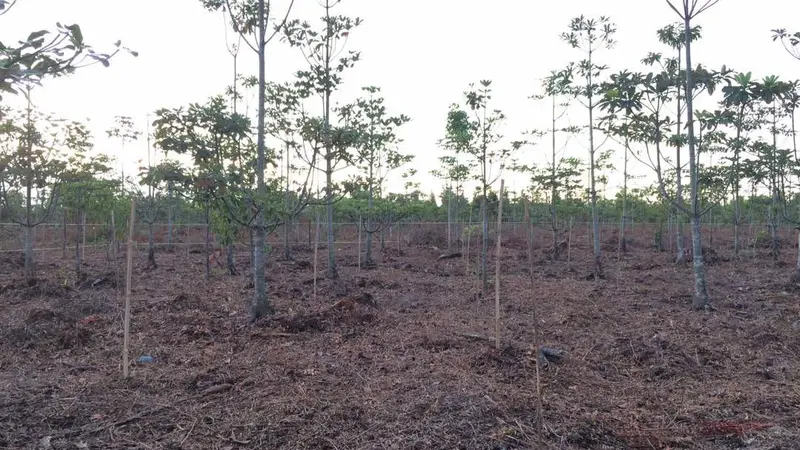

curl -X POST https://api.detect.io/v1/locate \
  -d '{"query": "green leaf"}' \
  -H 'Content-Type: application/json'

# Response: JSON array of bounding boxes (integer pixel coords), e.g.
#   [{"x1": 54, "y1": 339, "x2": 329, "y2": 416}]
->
[
  {"x1": 66, "y1": 24, "x2": 84, "y2": 47},
  {"x1": 26, "y1": 30, "x2": 49, "y2": 45}
]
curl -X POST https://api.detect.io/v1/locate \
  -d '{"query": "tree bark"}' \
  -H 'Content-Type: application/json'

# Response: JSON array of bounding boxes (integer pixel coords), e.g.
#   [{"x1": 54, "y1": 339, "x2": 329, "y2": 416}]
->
[
  {"x1": 252, "y1": 0, "x2": 271, "y2": 318},
  {"x1": 24, "y1": 225, "x2": 35, "y2": 279},
  {"x1": 683, "y1": 14, "x2": 709, "y2": 309}
]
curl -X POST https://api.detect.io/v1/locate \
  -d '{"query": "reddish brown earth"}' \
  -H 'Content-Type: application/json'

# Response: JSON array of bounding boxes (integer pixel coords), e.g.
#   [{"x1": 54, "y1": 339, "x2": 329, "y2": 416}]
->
[{"x1": 1, "y1": 224, "x2": 800, "y2": 449}]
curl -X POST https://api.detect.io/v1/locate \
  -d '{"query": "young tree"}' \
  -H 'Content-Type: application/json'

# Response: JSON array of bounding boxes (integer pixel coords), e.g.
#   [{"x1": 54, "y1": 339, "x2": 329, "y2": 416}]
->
[
  {"x1": 60, "y1": 122, "x2": 116, "y2": 279},
  {"x1": 0, "y1": 89, "x2": 66, "y2": 279},
  {"x1": 665, "y1": 0, "x2": 721, "y2": 309},
  {"x1": 721, "y1": 71, "x2": 759, "y2": 255},
  {"x1": 106, "y1": 115, "x2": 141, "y2": 185},
  {"x1": 284, "y1": 0, "x2": 362, "y2": 279},
  {"x1": 561, "y1": 15, "x2": 616, "y2": 279},
  {"x1": 346, "y1": 86, "x2": 411, "y2": 267},
  {"x1": 753, "y1": 76, "x2": 794, "y2": 259},
  {"x1": 201, "y1": 0, "x2": 296, "y2": 317},
  {"x1": 459, "y1": 80, "x2": 515, "y2": 292},
  {"x1": 654, "y1": 22, "x2": 700, "y2": 263},
  {"x1": 153, "y1": 95, "x2": 251, "y2": 277},
  {"x1": 431, "y1": 105, "x2": 474, "y2": 250},
  {"x1": 262, "y1": 81, "x2": 309, "y2": 261},
  {"x1": 516, "y1": 69, "x2": 580, "y2": 260},
  {"x1": 598, "y1": 70, "x2": 644, "y2": 254}
]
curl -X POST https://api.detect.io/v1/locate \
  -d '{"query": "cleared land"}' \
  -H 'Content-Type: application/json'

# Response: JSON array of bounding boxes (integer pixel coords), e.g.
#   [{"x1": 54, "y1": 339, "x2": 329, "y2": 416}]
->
[{"x1": 1, "y1": 224, "x2": 799, "y2": 449}]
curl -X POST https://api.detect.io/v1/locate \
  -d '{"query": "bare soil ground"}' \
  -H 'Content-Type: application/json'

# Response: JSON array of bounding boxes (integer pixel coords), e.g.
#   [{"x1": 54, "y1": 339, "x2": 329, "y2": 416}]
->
[{"x1": 1, "y1": 226, "x2": 800, "y2": 449}]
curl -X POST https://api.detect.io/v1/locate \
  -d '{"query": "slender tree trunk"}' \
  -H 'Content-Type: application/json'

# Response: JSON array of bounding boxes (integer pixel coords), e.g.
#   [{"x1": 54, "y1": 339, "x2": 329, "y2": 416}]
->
[
  {"x1": 204, "y1": 200, "x2": 211, "y2": 281},
  {"x1": 733, "y1": 107, "x2": 743, "y2": 256},
  {"x1": 227, "y1": 243, "x2": 237, "y2": 276},
  {"x1": 167, "y1": 181, "x2": 174, "y2": 251},
  {"x1": 675, "y1": 49, "x2": 686, "y2": 264},
  {"x1": 21, "y1": 224, "x2": 34, "y2": 278},
  {"x1": 447, "y1": 186, "x2": 453, "y2": 250},
  {"x1": 683, "y1": 15, "x2": 709, "y2": 309},
  {"x1": 770, "y1": 109, "x2": 780, "y2": 260},
  {"x1": 62, "y1": 207, "x2": 67, "y2": 258},
  {"x1": 75, "y1": 208, "x2": 84, "y2": 278},
  {"x1": 481, "y1": 194, "x2": 488, "y2": 293},
  {"x1": 323, "y1": 0, "x2": 337, "y2": 280},
  {"x1": 284, "y1": 141, "x2": 292, "y2": 261},
  {"x1": 588, "y1": 87, "x2": 602, "y2": 279},
  {"x1": 550, "y1": 95, "x2": 559, "y2": 261},
  {"x1": 252, "y1": 0, "x2": 271, "y2": 317},
  {"x1": 283, "y1": 218, "x2": 291, "y2": 261},
  {"x1": 81, "y1": 210, "x2": 86, "y2": 258},
  {"x1": 365, "y1": 177, "x2": 375, "y2": 266},
  {"x1": 795, "y1": 229, "x2": 800, "y2": 275},
  {"x1": 619, "y1": 122, "x2": 629, "y2": 254},
  {"x1": 147, "y1": 220, "x2": 157, "y2": 269}
]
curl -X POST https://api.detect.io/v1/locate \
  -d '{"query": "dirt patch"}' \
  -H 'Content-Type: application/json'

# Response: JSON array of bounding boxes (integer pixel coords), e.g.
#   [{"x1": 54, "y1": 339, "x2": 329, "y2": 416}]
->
[{"x1": 1, "y1": 226, "x2": 800, "y2": 449}]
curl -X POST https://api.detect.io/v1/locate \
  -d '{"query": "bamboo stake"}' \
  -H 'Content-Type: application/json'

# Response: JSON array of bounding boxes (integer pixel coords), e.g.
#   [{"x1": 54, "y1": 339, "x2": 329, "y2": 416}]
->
[
  {"x1": 495, "y1": 179, "x2": 504, "y2": 351},
  {"x1": 525, "y1": 191, "x2": 543, "y2": 437},
  {"x1": 123, "y1": 200, "x2": 136, "y2": 379}
]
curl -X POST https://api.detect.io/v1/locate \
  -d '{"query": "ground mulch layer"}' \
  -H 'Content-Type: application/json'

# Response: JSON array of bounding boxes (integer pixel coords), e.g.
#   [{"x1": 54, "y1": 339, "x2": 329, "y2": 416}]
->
[{"x1": 1, "y1": 233, "x2": 799, "y2": 449}]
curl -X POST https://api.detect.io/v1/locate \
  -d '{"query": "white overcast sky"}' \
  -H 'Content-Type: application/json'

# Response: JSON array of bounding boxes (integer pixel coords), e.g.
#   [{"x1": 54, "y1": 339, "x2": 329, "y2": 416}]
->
[{"x1": 2, "y1": 0, "x2": 799, "y2": 197}]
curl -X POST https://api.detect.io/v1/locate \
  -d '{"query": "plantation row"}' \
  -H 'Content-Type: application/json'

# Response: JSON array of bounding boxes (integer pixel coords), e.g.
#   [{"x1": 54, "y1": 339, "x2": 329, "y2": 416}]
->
[{"x1": 2, "y1": 0, "x2": 800, "y2": 315}]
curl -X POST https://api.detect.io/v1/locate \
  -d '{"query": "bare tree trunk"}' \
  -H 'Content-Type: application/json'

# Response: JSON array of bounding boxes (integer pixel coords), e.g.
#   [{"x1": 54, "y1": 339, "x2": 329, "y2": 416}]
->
[
  {"x1": 62, "y1": 207, "x2": 67, "y2": 258},
  {"x1": 204, "y1": 202, "x2": 211, "y2": 281},
  {"x1": 447, "y1": 187, "x2": 453, "y2": 250},
  {"x1": 147, "y1": 221, "x2": 157, "y2": 269},
  {"x1": 167, "y1": 181, "x2": 174, "y2": 251},
  {"x1": 588, "y1": 89, "x2": 602, "y2": 279},
  {"x1": 81, "y1": 210, "x2": 86, "y2": 260},
  {"x1": 619, "y1": 130, "x2": 629, "y2": 254},
  {"x1": 481, "y1": 195, "x2": 488, "y2": 293},
  {"x1": 75, "y1": 209, "x2": 83, "y2": 279},
  {"x1": 494, "y1": 180, "x2": 505, "y2": 350},
  {"x1": 225, "y1": 243, "x2": 236, "y2": 275},
  {"x1": 252, "y1": 0, "x2": 271, "y2": 317},
  {"x1": 682, "y1": 14, "x2": 709, "y2": 309},
  {"x1": 795, "y1": 229, "x2": 800, "y2": 275},
  {"x1": 283, "y1": 217, "x2": 291, "y2": 261},
  {"x1": 23, "y1": 225, "x2": 34, "y2": 279},
  {"x1": 365, "y1": 183, "x2": 375, "y2": 266},
  {"x1": 675, "y1": 51, "x2": 686, "y2": 264}
]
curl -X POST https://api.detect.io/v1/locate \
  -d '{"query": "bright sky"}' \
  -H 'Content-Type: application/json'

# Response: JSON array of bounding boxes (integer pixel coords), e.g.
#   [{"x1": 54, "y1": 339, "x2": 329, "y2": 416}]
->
[{"x1": 2, "y1": 0, "x2": 799, "y2": 198}]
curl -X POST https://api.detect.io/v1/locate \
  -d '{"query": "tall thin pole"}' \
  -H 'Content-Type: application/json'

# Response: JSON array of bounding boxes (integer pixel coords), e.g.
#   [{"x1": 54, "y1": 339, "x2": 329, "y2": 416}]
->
[
  {"x1": 494, "y1": 179, "x2": 505, "y2": 350},
  {"x1": 122, "y1": 200, "x2": 136, "y2": 379}
]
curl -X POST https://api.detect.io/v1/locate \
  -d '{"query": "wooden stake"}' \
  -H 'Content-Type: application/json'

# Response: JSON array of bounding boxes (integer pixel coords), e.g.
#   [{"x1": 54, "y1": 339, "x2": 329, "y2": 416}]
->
[
  {"x1": 495, "y1": 179, "x2": 504, "y2": 351},
  {"x1": 123, "y1": 200, "x2": 136, "y2": 379},
  {"x1": 465, "y1": 206, "x2": 473, "y2": 278},
  {"x1": 524, "y1": 198, "x2": 532, "y2": 269},
  {"x1": 526, "y1": 192, "x2": 544, "y2": 437}
]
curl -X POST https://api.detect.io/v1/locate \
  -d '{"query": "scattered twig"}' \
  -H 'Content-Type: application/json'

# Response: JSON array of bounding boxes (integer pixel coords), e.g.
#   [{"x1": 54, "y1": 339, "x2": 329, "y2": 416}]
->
[{"x1": 179, "y1": 417, "x2": 198, "y2": 445}]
